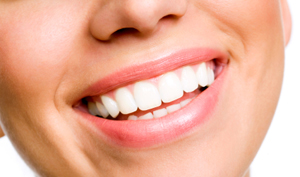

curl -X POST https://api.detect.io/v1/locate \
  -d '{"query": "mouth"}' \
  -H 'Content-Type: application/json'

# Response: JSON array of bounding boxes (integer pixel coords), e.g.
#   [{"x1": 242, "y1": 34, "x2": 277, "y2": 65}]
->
[
  {"x1": 74, "y1": 48, "x2": 228, "y2": 148},
  {"x1": 86, "y1": 61, "x2": 216, "y2": 120}
]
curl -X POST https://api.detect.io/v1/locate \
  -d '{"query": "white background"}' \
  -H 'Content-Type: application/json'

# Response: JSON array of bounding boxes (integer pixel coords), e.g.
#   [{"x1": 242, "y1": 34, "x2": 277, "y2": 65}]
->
[{"x1": 0, "y1": 0, "x2": 299, "y2": 176}]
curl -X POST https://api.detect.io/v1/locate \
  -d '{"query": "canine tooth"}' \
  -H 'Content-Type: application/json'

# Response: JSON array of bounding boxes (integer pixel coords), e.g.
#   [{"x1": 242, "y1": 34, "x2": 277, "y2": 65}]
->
[
  {"x1": 95, "y1": 102, "x2": 109, "y2": 118},
  {"x1": 207, "y1": 67, "x2": 215, "y2": 85},
  {"x1": 128, "y1": 115, "x2": 138, "y2": 120},
  {"x1": 158, "y1": 72, "x2": 183, "y2": 103},
  {"x1": 115, "y1": 87, "x2": 137, "y2": 114},
  {"x1": 153, "y1": 108, "x2": 168, "y2": 118},
  {"x1": 101, "y1": 95, "x2": 119, "y2": 118},
  {"x1": 134, "y1": 81, "x2": 161, "y2": 111},
  {"x1": 139, "y1": 112, "x2": 154, "y2": 120},
  {"x1": 180, "y1": 98, "x2": 192, "y2": 107},
  {"x1": 181, "y1": 66, "x2": 198, "y2": 93},
  {"x1": 197, "y1": 63, "x2": 208, "y2": 87},
  {"x1": 166, "y1": 104, "x2": 181, "y2": 113},
  {"x1": 88, "y1": 102, "x2": 101, "y2": 116}
]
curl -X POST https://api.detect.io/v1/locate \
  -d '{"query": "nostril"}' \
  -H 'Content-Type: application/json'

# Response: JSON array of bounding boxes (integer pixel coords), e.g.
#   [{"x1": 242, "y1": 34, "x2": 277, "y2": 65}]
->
[
  {"x1": 162, "y1": 14, "x2": 179, "y2": 20},
  {"x1": 110, "y1": 15, "x2": 176, "y2": 39},
  {"x1": 112, "y1": 28, "x2": 140, "y2": 38}
]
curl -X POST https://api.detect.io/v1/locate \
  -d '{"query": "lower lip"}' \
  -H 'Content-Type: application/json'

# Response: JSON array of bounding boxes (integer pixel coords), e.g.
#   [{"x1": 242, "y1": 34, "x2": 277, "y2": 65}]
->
[{"x1": 77, "y1": 69, "x2": 226, "y2": 148}]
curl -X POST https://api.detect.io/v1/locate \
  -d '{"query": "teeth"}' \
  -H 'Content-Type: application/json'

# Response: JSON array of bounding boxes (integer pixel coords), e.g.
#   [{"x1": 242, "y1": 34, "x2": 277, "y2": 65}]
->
[
  {"x1": 181, "y1": 66, "x2": 198, "y2": 93},
  {"x1": 166, "y1": 103, "x2": 181, "y2": 113},
  {"x1": 101, "y1": 95, "x2": 119, "y2": 118},
  {"x1": 133, "y1": 81, "x2": 162, "y2": 111},
  {"x1": 197, "y1": 63, "x2": 209, "y2": 87},
  {"x1": 153, "y1": 108, "x2": 168, "y2": 118},
  {"x1": 180, "y1": 98, "x2": 192, "y2": 107},
  {"x1": 95, "y1": 102, "x2": 109, "y2": 118},
  {"x1": 207, "y1": 67, "x2": 215, "y2": 86},
  {"x1": 115, "y1": 87, "x2": 137, "y2": 114},
  {"x1": 128, "y1": 115, "x2": 138, "y2": 120},
  {"x1": 89, "y1": 62, "x2": 217, "y2": 119},
  {"x1": 139, "y1": 112, "x2": 154, "y2": 120},
  {"x1": 88, "y1": 102, "x2": 101, "y2": 116},
  {"x1": 158, "y1": 72, "x2": 184, "y2": 103}
]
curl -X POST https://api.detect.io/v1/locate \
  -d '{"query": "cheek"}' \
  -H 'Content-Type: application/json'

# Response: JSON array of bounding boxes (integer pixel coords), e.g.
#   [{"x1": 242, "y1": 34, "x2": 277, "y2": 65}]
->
[
  {"x1": 206, "y1": 0, "x2": 284, "y2": 81},
  {"x1": 0, "y1": 3, "x2": 81, "y2": 101},
  {"x1": 200, "y1": 0, "x2": 282, "y2": 42}
]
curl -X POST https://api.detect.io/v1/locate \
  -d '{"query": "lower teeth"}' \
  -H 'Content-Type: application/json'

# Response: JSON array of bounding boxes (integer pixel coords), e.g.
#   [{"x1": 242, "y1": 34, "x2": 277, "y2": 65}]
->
[
  {"x1": 94, "y1": 97, "x2": 193, "y2": 120},
  {"x1": 86, "y1": 86, "x2": 206, "y2": 121}
]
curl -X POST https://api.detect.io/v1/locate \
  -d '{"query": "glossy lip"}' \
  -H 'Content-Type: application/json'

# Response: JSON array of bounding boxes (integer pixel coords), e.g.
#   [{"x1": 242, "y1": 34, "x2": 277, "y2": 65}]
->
[{"x1": 75, "y1": 48, "x2": 228, "y2": 148}]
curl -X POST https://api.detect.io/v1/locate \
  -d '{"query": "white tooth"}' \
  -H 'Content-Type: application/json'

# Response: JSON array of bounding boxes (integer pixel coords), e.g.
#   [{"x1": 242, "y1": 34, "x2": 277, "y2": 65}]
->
[
  {"x1": 115, "y1": 87, "x2": 137, "y2": 114},
  {"x1": 138, "y1": 112, "x2": 154, "y2": 120},
  {"x1": 133, "y1": 81, "x2": 161, "y2": 111},
  {"x1": 196, "y1": 63, "x2": 209, "y2": 87},
  {"x1": 166, "y1": 103, "x2": 181, "y2": 113},
  {"x1": 88, "y1": 102, "x2": 101, "y2": 116},
  {"x1": 158, "y1": 72, "x2": 184, "y2": 103},
  {"x1": 181, "y1": 66, "x2": 198, "y2": 93},
  {"x1": 207, "y1": 67, "x2": 215, "y2": 85},
  {"x1": 95, "y1": 102, "x2": 109, "y2": 118},
  {"x1": 128, "y1": 115, "x2": 138, "y2": 120},
  {"x1": 153, "y1": 108, "x2": 168, "y2": 118},
  {"x1": 101, "y1": 95, "x2": 119, "y2": 118},
  {"x1": 180, "y1": 98, "x2": 192, "y2": 107}
]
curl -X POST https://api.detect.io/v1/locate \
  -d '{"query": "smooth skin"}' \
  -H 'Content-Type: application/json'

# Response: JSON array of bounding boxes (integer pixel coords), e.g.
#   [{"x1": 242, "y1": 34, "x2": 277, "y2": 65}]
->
[{"x1": 0, "y1": 0, "x2": 291, "y2": 176}]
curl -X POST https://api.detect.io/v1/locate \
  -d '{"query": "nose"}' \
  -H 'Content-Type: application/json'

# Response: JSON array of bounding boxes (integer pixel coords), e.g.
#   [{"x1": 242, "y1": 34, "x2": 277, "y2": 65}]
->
[{"x1": 90, "y1": 0, "x2": 187, "y2": 41}]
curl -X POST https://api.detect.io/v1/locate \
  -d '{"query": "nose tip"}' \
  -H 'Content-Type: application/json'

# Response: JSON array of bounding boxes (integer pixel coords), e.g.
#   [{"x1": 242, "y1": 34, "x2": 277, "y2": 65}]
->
[{"x1": 90, "y1": 0, "x2": 187, "y2": 41}]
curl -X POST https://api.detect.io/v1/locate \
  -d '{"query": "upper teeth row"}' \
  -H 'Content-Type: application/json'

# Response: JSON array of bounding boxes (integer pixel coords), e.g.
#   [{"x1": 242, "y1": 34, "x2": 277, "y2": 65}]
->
[{"x1": 88, "y1": 62, "x2": 215, "y2": 118}]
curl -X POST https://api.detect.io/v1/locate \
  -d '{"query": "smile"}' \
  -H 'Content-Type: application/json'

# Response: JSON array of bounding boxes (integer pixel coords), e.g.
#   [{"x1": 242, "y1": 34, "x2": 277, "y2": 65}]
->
[
  {"x1": 87, "y1": 61, "x2": 215, "y2": 120},
  {"x1": 75, "y1": 48, "x2": 228, "y2": 148}
]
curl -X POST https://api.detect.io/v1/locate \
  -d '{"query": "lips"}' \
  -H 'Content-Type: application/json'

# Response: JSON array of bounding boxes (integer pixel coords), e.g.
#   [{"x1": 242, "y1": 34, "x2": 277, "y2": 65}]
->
[{"x1": 75, "y1": 48, "x2": 228, "y2": 148}]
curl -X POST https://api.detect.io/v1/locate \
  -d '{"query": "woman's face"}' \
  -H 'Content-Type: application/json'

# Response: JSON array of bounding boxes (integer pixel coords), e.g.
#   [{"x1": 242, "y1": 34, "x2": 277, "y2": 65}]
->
[{"x1": 0, "y1": 0, "x2": 291, "y2": 176}]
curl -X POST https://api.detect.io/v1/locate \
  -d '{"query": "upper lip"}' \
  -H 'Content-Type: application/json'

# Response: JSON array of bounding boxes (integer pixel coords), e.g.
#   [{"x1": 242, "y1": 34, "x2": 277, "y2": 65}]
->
[{"x1": 78, "y1": 47, "x2": 228, "y2": 101}]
